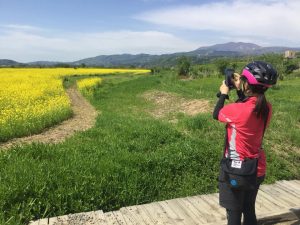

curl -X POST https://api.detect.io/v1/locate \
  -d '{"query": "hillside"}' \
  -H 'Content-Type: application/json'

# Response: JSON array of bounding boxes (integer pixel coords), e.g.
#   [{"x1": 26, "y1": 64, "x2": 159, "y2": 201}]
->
[
  {"x1": 1, "y1": 42, "x2": 300, "y2": 67},
  {"x1": 0, "y1": 59, "x2": 23, "y2": 67},
  {"x1": 72, "y1": 42, "x2": 300, "y2": 67}
]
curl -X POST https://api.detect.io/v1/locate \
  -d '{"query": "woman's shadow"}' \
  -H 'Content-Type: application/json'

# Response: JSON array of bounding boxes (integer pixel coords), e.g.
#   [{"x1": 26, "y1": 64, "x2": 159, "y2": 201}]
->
[{"x1": 258, "y1": 208, "x2": 300, "y2": 225}]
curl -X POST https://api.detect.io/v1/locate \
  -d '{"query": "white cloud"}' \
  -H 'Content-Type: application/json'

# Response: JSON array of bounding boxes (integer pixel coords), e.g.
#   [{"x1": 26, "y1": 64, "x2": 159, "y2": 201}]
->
[
  {"x1": 0, "y1": 26, "x2": 201, "y2": 62},
  {"x1": 135, "y1": 0, "x2": 300, "y2": 46},
  {"x1": 0, "y1": 24, "x2": 44, "y2": 31},
  {"x1": 3, "y1": 0, "x2": 299, "y2": 62},
  {"x1": 138, "y1": 0, "x2": 176, "y2": 2}
]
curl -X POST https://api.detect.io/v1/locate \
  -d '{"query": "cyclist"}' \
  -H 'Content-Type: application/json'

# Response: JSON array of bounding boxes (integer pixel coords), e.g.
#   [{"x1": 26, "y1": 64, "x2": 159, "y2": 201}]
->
[{"x1": 213, "y1": 61, "x2": 278, "y2": 225}]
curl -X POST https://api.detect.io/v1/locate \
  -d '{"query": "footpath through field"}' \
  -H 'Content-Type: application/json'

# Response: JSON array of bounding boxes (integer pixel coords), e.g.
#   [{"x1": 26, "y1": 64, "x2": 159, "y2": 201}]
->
[
  {"x1": 29, "y1": 180, "x2": 300, "y2": 225},
  {"x1": 0, "y1": 86, "x2": 98, "y2": 150}
]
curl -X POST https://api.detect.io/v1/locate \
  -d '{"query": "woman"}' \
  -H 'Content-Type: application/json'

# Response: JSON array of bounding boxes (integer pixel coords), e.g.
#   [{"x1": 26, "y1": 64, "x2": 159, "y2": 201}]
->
[{"x1": 213, "y1": 61, "x2": 278, "y2": 225}]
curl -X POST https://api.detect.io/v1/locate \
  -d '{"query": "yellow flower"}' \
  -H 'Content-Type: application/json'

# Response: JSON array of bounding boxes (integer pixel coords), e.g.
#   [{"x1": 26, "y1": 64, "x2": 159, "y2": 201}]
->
[{"x1": 0, "y1": 68, "x2": 149, "y2": 141}]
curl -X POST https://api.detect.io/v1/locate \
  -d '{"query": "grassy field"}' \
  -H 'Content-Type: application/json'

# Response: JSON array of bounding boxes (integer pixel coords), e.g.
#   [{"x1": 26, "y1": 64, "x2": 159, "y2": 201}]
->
[
  {"x1": 0, "y1": 68, "x2": 149, "y2": 142},
  {"x1": 0, "y1": 71, "x2": 299, "y2": 224}
]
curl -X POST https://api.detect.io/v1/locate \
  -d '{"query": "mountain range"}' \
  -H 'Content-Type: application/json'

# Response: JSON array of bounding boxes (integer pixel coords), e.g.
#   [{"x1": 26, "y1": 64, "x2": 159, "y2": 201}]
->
[{"x1": 1, "y1": 42, "x2": 299, "y2": 67}]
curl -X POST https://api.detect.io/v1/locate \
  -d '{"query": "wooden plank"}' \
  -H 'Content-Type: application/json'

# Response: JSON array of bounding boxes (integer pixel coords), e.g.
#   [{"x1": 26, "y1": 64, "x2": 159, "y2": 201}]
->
[
  {"x1": 67, "y1": 211, "x2": 99, "y2": 224},
  {"x1": 54, "y1": 215, "x2": 70, "y2": 225},
  {"x1": 185, "y1": 197, "x2": 217, "y2": 223},
  {"x1": 84, "y1": 211, "x2": 101, "y2": 225},
  {"x1": 205, "y1": 193, "x2": 225, "y2": 215},
  {"x1": 31, "y1": 180, "x2": 300, "y2": 225},
  {"x1": 157, "y1": 201, "x2": 187, "y2": 225},
  {"x1": 285, "y1": 180, "x2": 300, "y2": 188},
  {"x1": 186, "y1": 196, "x2": 214, "y2": 214},
  {"x1": 119, "y1": 207, "x2": 140, "y2": 225},
  {"x1": 255, "y1": 196, "x2": 272, "y2": 213},
  {"x1": 274, "y1": 182, "x2": 300, "y2": 197},
  {"x1": 163, "y1": 199, "x2": 199, "y2": 225},
  {"x1": 28, "y1": 219, "x2": 48, "y2": 225},
  {"x1": 201, "y1": 221, "x2": 227, "y2": 225},
  {"x1": 263, "y1": 184, "x2": 300, "y2": 205},
  {"x1": 103, "y1": 211, "x2": 121, "y2": 225},
  {"x1": 202, "y1": 194, "x2": 218, "y2": 205},
  {"x1": 258, "y1": 190, "x2": 290, "y2": 209},
  {"x1": 255, "y1": 193, "x2": 275, "y2": 213},
  {"x1": 276, "y1": 181, "x2": 300, "y2": 193},
  {"x1": 142, "y1": 202, "x2": 175, "y2": 225},
  {"x1": 133, "y1": 203, "x2": 164, "y2": 225},
  {"x1": 288, "y1": 180, "x2": 300, "y2": 191},
  {"x1": 200, "y1": 195, "x2": 226, "y2": 219},
  {"x1": 280, "y1": 180, "x2": 300, "y2": 191},
  {"x1": 94, "y1": 210, "x2": 108, "y2": 225},
  {"x1": 127, "y1": 205, "x2": 157, "y2": 225},
  {"x1": 256, "y1": 191, "x2": 281, "y2": 211},
  {"x1": 273, "y1": 183, "x2": 300, "y2": 198},
  {"x1": 257, "y1": 208, "x2": 300, "y2": 224},
  {"x1": 114, "y1": 210, "x2": 132, "y2": 224},
  {"x1": 48, "y1": 217, "x2": 58, "y2": 225},
  {"x1": 49, "y1": 215, "x2": 69, "y2": 225},
  {"x1": 111, "y1": 210, "x2": 129, "y2": 225},
  {"x1": 120, "y1": 205, "x2": 151, "y2": 225},
  {"x1": 38, "y1": 218, "x2": 49, "y2": 225},
  {"x1": 259, "y1": 185, "x2": 298, "y2": 207},
  {"x1": 176, "y1": 198, "x2": 208, "y2": 224},
  {"x1": 206, "y1": 193, "x2": 220, "y2": 203},
  {"x1": 258, "y1": 189, "x2": 286, "y2": 210},
  {"x1": 291, "y1": 180, "x2": 300, "y2": 185},
  {"x1": 139, "y1": 204, "x2": 165, "y2": 225}
]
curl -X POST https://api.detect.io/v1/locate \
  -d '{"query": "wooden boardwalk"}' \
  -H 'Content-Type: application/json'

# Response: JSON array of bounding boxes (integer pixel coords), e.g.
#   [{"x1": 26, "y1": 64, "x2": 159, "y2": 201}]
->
[{"x1": 29, "y1": 180, "x2": 300, "y2": 225}]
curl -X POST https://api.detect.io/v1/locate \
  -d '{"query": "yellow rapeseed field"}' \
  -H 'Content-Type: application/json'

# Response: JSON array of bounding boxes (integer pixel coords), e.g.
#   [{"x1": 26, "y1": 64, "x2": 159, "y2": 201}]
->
[
  {"x1": 77, "y1": 77, "x2": 103, "y2": 97},
  {"x1": 0, "y1": 68, "x2": 149, "y2": 142}
]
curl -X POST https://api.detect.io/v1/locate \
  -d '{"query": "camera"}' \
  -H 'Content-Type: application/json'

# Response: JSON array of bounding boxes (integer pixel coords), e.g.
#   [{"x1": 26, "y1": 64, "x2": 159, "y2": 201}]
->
[
  {"x1": 224, "y1": 68, "x2": 235, "y2": 90},
  {"x1": 216, "y1": 68, "x2": 237, "y2": 98}
]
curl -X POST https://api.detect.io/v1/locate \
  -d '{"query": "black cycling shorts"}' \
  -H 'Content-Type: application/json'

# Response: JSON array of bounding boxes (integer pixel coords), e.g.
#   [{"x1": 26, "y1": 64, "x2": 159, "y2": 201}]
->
[{"x1": 219, "y1": 176, "x2": 265, "y2": 210}]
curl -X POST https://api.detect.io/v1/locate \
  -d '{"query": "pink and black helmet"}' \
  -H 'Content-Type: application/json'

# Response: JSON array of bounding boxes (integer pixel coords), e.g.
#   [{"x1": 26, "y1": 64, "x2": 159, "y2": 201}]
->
[{"x1": 241, "y1": 61, "x2": 278, "y2": 87}]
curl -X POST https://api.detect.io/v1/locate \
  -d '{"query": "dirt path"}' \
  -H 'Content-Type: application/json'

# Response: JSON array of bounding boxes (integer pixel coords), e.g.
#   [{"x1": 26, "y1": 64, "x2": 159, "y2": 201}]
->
[
  {"x1": 1, "y1": 89, "x2": 211, "y2": 150},
  {"x1": 0, "y1": 87, "x2": 98, "y2": 150},
  {"x1": 142, "y1": 90, "x2": 211, "y2": 120}
]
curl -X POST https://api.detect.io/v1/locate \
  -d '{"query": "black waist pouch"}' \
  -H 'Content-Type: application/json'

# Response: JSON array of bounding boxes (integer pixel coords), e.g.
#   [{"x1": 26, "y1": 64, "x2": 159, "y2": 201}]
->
[{"x1": 219, "y1": 158, "x2": 258, "y2": 190}]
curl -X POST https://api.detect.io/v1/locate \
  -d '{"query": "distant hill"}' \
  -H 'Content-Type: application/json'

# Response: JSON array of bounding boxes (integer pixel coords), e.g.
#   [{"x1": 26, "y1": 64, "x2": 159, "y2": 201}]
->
[
  {"x1": 189, "y1": 42, "x2": 300, "y2": 56},
  {"x1": 27, "y1": 61, "x2": 65, "y2": 66},
  {"x1": 72, "y1": 53, "x2": 186, "y2": 67},
  {"x1": 73, "y1": 54, "x2": 160, "y2": 67},
  {"x1": 0, "y1": 59, "x2": 23, "y2": 67},
  {"x1": 1, "y1": 42, "x2": 300, "y2": 67},
  {"x1": 193, "y1": 42, "x2": 261, "y2": 53},
  {"x1": 72, "y1": 42, "x2": 300, "y2": 67}
]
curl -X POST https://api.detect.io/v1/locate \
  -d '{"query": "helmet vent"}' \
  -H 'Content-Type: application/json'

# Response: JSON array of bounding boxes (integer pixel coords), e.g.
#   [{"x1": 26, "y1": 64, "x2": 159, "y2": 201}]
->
[{"x1": 242, "y1": 61, "x2": 278, "y2": 87}]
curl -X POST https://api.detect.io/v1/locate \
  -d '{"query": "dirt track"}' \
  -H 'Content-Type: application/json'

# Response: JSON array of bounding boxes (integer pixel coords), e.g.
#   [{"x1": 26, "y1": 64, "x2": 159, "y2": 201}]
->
[
  {"x1": 142, "y1": 90, "x2": 211, "y2": 119},
  {"x1": 1, "y1": 89, "x2": 211, "y2": 150},
  {"x1": 0, "y1": 87, "x2": 98, "y2": 150}
]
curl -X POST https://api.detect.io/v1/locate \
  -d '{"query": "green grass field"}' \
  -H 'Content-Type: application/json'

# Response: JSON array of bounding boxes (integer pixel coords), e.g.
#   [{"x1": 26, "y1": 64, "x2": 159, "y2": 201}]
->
[{"x1": 0, "y1": 71, "x2": 299, "y2": 224}]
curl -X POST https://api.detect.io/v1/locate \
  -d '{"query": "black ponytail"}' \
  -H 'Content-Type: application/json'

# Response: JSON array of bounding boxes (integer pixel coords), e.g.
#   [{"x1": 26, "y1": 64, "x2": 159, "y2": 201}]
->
[{"x1": 248, "y1": 85, "x2": 269, "y2": 123}]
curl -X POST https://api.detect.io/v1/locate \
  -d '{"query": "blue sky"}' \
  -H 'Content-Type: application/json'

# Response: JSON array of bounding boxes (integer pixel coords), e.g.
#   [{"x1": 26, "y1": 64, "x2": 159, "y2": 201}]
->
[{"x1": 0, "y1": 0, "x2": 299, "y2": 62}]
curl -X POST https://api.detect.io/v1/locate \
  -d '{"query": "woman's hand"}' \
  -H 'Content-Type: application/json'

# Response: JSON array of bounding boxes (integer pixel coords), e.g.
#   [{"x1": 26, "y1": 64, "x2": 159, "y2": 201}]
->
[
  {"x1": 220, "y1": 80, "x2": 229, "y2": 95},
  {"x1": 233, "y1": 73, "x2": 241, "y2": 90}
]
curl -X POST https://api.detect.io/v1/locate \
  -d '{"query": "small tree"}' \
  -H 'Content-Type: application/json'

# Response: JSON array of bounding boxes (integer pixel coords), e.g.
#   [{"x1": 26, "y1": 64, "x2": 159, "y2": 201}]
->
[
  {"x1": 283, "y1": 59, "x2": 299, "y2": 75},
  {"x1": 230, "y1": 62, "x2": 238, "y2": 71},
  {"x1": 177, "y1": 56, "x2": 191, "y2": 77},
  {"x1": 215, "y1": 58, "x2": 230, "y2": 77},
  {"x1": 150, "y1": 67, "x2": 161, "y2": 74}
]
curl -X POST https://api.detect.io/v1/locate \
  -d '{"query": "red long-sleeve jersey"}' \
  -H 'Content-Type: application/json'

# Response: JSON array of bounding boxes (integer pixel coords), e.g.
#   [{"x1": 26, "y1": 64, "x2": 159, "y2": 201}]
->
[{"x1": 218, "y1": 96, "x2": 272, "y2": 177}]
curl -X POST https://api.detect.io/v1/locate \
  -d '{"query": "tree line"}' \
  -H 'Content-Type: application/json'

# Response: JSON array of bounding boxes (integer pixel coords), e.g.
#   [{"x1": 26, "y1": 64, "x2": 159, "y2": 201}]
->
[{"x1": 174, "y1": 53, "x2": 300, "y2": 80}]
